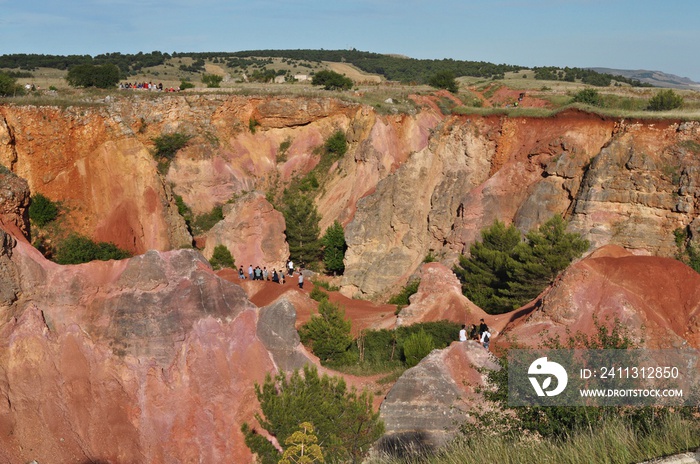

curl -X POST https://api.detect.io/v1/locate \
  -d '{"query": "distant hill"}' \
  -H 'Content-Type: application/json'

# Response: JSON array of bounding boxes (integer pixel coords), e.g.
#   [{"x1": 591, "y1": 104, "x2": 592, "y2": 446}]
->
[{"x1": 589, "y1": 68, "x2": 700, "y2": 90}]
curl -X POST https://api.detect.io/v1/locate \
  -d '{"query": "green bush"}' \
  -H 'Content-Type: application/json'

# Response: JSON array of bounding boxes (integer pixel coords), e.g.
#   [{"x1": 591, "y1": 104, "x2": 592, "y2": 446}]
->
[
  {"x1": 348, "y1": 320, "x2": 460, "y2": 369},
  {"x1": 647, "y1": 89, "x2": 684, "y2": 111},
  {"x1": 201, "y1": 73, "x2": 223, "y2": 88},
  {"x1": 179, "y1": 80, "x2": 195, "y2": 90},
  {"x1": 571, "y1": 88, "x2": 603, "y2": 107},
  {"x1": 152, "y1": 132, "x2": 192, "y2": 161},
  {"x1": 249, "y1": 117, "x2": 259, "y2": 133},
  {"x1": 242, "y1": 364, "x2": 383, "y2": 464},
  {"x1": 29, "y1": 193, "x2": 59, "y2": 227},
  {"x1": 278, "y1": 138, "x2": 292, "y2": 162},
  {"x1": 311, "y1": 279, "x2": 340, "y2": 292},
  {"x1": 324, "y1": 130, "x2": 347, "y2": 156},
  {"x1": 428, "y1": 70, "x2": 458, "y2": 93},
  {"x1": 191, "y1": 205, "x2": 224, "y2": 235},
  {"x1": 209, "y1": 244, "x2": 234, "y2": 270},
  {"x1": 309, "y1": 286, "x2": 329, "y2": 302},
  {"x1": 388, "y1": 279, "x2": 420, "y2": 306},
  {"x1": 673, "y1": 227, "x2": 700, "y2": 273},
  {"x1": 0, "y1": 73, "x2": 24, "y2": 97},
  {"x1": 403, "y1": 329, "x2": 435, "y2": 368},
  {"x1": 54, "y1": 234, "x2": 131, "y2": 265},
  {"x1": 298, "y1": 299, "x2": 352, "y2": 364},
  {"x1": 311, "y1": 70, "x2": 353, "y2": 90},
  {"x1": 66, "y1": 63, "x2": 120, "y2": 88}
]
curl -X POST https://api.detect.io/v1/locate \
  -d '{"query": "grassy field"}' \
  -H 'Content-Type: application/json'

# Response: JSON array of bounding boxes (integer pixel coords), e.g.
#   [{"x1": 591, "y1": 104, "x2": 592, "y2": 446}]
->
[{"x1": 3, "y1": 55, "x2": 700, "y2": 119}]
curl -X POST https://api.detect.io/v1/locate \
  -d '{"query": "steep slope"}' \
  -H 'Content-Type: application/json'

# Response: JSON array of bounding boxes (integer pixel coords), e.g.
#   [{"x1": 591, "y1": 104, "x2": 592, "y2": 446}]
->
[
  {"x1": 2, "y1": 95, "x2": 699, "y2": 302},
  {"x1": 0, "y1": 218, "x2": 312, "y2": 463}
]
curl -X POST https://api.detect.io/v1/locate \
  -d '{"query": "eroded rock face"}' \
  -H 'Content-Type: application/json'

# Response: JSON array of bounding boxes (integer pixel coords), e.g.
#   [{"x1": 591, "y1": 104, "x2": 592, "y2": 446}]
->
[
  {"x1": 396, "y1": 263, "x2": 487, "y2": 327},
  {"x1": 203, "y1": 191, "x2": 289, "y2": 271},
  {"x1": 0, "y1": 106, "x2": 191, "y2": 253},
  {"x1": 0, "y1": 232, "x2": 288, "y2": 463},
  {"x1": 569, "y1": 120, "x2": 700, "y2": 255},
  {"x1": 0, "y1": 171, "x2": 30, "y2": 240},
  {"x1": 342, "y1": 111, "x2": 621, "y2": 299},
  {"x1": 377, "y1": 341, "x2": 499, "y2": 454},
  {"x1": 342, "y1": 119, "x2": 493, "y2": 299}
]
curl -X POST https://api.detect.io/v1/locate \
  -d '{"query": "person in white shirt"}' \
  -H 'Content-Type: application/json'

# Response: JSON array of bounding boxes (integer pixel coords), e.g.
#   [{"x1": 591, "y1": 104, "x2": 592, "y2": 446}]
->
[{"x1": 459, "y1": 325, "x2": 467, "y2": 342}]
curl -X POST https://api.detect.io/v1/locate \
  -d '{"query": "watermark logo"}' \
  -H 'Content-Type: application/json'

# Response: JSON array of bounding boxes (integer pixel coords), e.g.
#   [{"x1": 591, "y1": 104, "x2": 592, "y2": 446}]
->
[{"x1": 528, "y1": 357, "x2": 568, "y2": 397}]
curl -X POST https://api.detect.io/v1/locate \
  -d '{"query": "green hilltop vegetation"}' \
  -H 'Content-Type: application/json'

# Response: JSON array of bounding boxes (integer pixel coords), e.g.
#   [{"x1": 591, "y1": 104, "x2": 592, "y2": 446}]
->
[{"x1": 0, "y1": 49, "x2": 653, "y2": 87}]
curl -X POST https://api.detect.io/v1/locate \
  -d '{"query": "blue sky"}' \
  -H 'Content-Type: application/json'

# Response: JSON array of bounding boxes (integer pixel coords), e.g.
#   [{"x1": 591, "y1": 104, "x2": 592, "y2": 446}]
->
[{"x1": 2, "y1": 0, "x2": 699, "y2": 81}]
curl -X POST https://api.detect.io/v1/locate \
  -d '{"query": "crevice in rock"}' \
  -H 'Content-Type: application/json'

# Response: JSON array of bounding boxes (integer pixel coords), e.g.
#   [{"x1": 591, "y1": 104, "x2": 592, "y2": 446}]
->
[{"x1": 0, "y1": 115, "x2": 19, "y2": 172}]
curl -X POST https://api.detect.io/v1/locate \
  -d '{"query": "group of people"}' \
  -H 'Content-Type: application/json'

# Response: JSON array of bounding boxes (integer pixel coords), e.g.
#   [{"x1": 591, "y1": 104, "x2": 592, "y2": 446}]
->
[
  {"x1": 119, "y1": 82, "x2": 181, "y2": 92},
  {"x1": 459, "y1": 318, "x2": 492, "y2": 350},
  {"x1": 238, "y1": 260, "x2": 304, "y2": 288}
]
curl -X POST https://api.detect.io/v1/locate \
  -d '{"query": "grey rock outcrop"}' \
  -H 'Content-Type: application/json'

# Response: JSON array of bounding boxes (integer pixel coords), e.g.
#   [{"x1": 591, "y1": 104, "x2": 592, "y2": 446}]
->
[
  {"x1": 377, "y1": 341, "x2": 500, "y2": 455},
  {"x1": 257, "y1": 297, "x2": 311, "y2": 371}
]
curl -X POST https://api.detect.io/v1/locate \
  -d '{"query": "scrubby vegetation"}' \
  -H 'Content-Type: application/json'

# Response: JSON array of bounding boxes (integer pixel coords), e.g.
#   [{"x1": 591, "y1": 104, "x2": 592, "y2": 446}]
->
[
  {"x1": 152, "y1": 132, "x2": 191, "y2": 174},
  {"x1": 242, "y1": 364, "x2": 384, "y2": 464},
  {"x1": 191, "y1": 204, "x2": 224, "y2": 235},
  {"x1": 298, "y1": 288, "x2": 459, "y2": 373},
  {"x1": 324, "y1": 130, "x2": 348, "y2": 157},
  {"x1": 571, "y1": 88, "x2": 603, "y2": 107},
  {"x1": 54, "y1": 234, "x2": 131, "y2": 264},
  {"x1": 201, "y1": 73, "x2": 223, "y2": 88},
  {"x1": 0, "y1": 72, "x2": 24, "y2": 97},
  {"x1": 66, "y1": 63, "x2": 120, "y2": 88},
  {"x1": 152, "y1": 132, "x2": 191, "y2": 160},
  {"x1": 311, "y1": 70, "x2": 353, "y2": 90},
  {"x1": 532, "y1": 66, "x2": 651, "y2": 87},
  {"x1": 387, "y1": 279, "x2": 420, "y2": 307},
  {"x1": 673, "y1": 227, "x2": 700, "y2": 273},
  {"x1": 428, "y1": 70, "x2": 458, "y2": 93},
  {"x1": 209, "y1": 244, "x2": 234, "y2": 270},
  {"x1": 373, "y1": 415, "x2": 700, "y2": 464},
  {"x1": 29, "y1": 193, "x2": 59, "y2": 227},
  {"x1": 351, "y1": 321, "x2": 458, "y2": 370},
  {"x1": 402, "y1": 329, "x2": 434, "y2": 368},
  {"x1": 299, "y1": 299, "x2": 353, "y2": 364},
  {"x1": 647, "y1": 89, "x2": 684, "y2": 111},
  {"x1": 454, "y1": 216, "x2": 589, "y2": 314}
]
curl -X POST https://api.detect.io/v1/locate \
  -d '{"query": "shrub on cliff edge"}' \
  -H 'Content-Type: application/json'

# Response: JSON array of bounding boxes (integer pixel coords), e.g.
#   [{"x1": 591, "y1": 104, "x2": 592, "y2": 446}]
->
[
  {"x1": 647, "y1": 89, "x2": 684, "y2": 111},
  {"x1": 29, "y1": 193, "x2": 59, "y2": 227},
  {"x1": 54, "y1": 234, "x2": 131, "y2": 265}
]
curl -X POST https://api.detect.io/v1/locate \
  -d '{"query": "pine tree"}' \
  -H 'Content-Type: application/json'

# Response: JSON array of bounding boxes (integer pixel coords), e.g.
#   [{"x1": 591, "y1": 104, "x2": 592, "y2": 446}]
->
[
  {"x1": 209, "y1": 244, "x2": 235, "y2": 270},
  {"x1": 242, "y1": 365, "x2": 384, "y2": 464},
  {"x1": 503, "y1": 215, "x2": 589, "y2": 307},
  {"x1": 282, "y1": 194, "x2": 321, "y2": 265},
  {"x1": 453, "y1": 220, "x2": 520, "y2": 313},
  {"x1": 321, "y1": 220, "x2": 346, "y2": 275},
  {"x1": 298, "y1": 299, "x2": 352, "y2": 364},
  {"x1": 454, "y1": 216, "x2": 589, "y2": 314}
]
